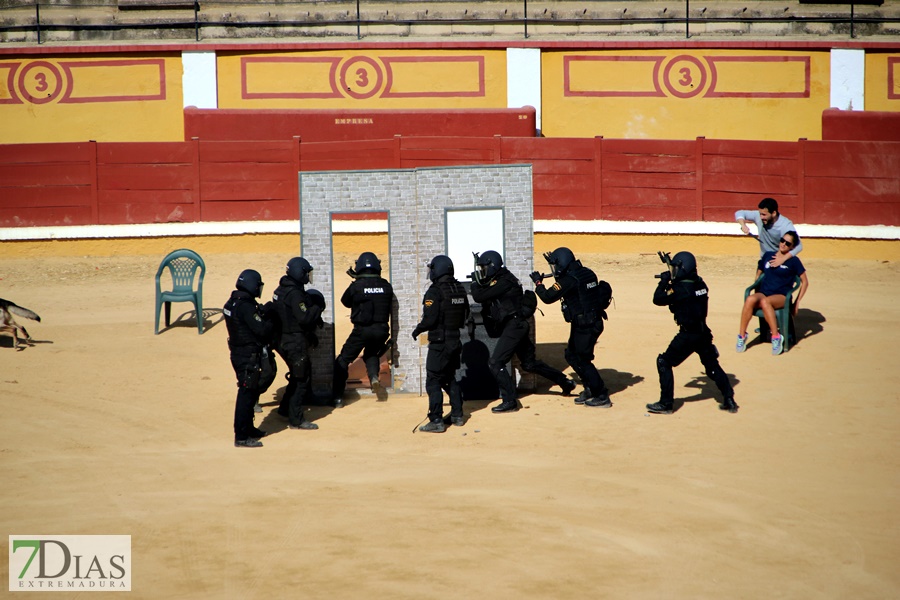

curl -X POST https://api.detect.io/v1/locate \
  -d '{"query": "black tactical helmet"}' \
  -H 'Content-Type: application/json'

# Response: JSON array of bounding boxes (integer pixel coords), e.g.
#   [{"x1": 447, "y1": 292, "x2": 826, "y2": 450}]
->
[
  {"x1": 427, "y1": 255, "x2": 454, "y2": 281},
  {"x1": 355, "y1": 251, "x2": 382, "y2": 276},
  {"x1": 286, "y1": 257, "x2": 313, "y2": 285},
  {"x1": 306, "y1": 288, "x2": 326, "y2": 309},
  {"x1": 476, "y1": 250, "x2": 504, "y2": 281},
  {"x1": 236, "y1": 269, "x2": 264, "y2": 298},
  {"x1": 545, "y1": 247, "x2": 577, "y2": 277},
  {"x1": 671, "y1": 251, "x2": 698, "y2": 280}
]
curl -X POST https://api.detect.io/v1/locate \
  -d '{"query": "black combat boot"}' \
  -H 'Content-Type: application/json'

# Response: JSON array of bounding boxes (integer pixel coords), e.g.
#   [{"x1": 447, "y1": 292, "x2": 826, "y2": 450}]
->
[
  {"x1": 719, "y1": 397, "x2": 739, "y2": 413},
  {"x1": 491, "y1": 401, "x2": 520, "y2": 413},
  {"x1": 646, "y1": 401, "x2": 674, "y2": 414},
  {"x1": 419, "y1": 420, "x2": 446, "y2": 433},
  {"x1": 585, "y1": 393, "x2": 612, "y2": 408}
]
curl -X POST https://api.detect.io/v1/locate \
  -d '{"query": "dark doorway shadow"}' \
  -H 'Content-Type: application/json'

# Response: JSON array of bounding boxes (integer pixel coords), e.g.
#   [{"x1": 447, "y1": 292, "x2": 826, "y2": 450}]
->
[
  {"x1": 673, "y1": 373, "x2": 741, "y2": 412},
  {"x1": 459, "y1": 338, "x2": 499, "y2": 401},
  {"x1": 159, "y1": 307, "x2": 224, "y2": 334}
]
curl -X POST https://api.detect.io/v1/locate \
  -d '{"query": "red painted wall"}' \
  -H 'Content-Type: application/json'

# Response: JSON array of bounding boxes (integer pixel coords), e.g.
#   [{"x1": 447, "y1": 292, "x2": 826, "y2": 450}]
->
[
  {"x1": 184, "y1": 107, "x2": 537, "y2": 142},
  {"x1": 822, "y1": 109, "x2": 900, "y2": 142},
  {"x1": 2, "y1": 136, "x2": 899, "y2": 228}
]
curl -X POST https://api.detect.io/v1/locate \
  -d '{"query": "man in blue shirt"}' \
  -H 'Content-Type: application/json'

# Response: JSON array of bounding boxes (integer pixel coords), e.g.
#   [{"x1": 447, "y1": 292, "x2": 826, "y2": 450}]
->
[{"x1": 735, "y1": 197, "x2": 803, "y2": 268}]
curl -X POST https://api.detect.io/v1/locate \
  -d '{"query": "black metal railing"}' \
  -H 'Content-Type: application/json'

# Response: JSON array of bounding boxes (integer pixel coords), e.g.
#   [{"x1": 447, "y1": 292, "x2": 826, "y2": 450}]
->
[{"x1": 0, "y1": 1, "x2": 895, "y2": 44}]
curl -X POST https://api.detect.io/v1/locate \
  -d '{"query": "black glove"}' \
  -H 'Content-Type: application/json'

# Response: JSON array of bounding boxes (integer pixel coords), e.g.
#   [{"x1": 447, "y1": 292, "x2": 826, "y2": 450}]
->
[
  {"x1": 529, "y1": 271, "x2": 543, "y2": 285},
  {"x1": 469, "y1": 272, "x2": 479, "y2": 283},
  {"x1": 411, "y1": 327, "x2": 423, "y2": 340},
  {"x1": 307, "y1": 331, "x2": 319, "y2": 349},
  {"x1": 657, "y1": 271, "x2": 671, "y2": 283},
  {"x1": 315, "y1": 316, "x2": 324, "y2": 329}
]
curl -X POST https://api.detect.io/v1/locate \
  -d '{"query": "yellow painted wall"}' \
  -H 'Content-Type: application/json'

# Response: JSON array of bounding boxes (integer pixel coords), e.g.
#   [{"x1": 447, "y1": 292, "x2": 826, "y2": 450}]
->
[
  {"x1": 865, "y1": 52, "x2": 900, "y2": 112},
  {"x1": 217, "y1": 49, "x2": 507, "y2": 109},
  {"x1": 541, "y1": 49, "x2": 830, "y2": 141},
  {"x1": 0, "y1": 54, "x2": 184, "y2": 144},
  {"x1": 2, "y1": 234, "x2": 897, "y2": 262}
]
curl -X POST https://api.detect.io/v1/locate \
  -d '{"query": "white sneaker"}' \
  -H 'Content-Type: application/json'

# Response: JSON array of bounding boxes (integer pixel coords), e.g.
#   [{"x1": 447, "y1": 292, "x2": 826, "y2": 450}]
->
[{"x1": 771, "y1": 334, "x2": 784, "y2": 356}]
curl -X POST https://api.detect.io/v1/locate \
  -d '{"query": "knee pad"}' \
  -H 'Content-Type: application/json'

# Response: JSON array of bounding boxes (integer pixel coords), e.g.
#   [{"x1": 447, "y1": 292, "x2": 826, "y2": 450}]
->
[
  {"x1": 656, "y1": 354, "x2": 671, "y2": 375},
  {"x1": 564, "y1": 347, "x2": 576, "y2": 366},
  {"x1": 488, "y1": 360, "x2": 508, "y2": 378},
  {"x1": 335, "y1": 355, "x2": 350, "y2": 371},
  {"x1": 291, "y1": 356, "x2": 310, "y2": 380}
]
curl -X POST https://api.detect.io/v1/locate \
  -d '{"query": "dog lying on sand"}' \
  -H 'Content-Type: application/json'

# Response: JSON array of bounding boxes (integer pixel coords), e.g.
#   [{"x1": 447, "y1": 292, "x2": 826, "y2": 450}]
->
[{"x1": 0, "y1": 298, "x2": 41, "y2": 349}]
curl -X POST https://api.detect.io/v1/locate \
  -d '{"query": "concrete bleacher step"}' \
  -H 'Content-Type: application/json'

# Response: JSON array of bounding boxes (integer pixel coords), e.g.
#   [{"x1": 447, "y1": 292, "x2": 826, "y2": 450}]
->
[
  {"x1": 118, "y1": 0, "x2": 196, "y2": 10},
  {"x1": 0, "y1": 0, "x2": 898, "y2": 43}
]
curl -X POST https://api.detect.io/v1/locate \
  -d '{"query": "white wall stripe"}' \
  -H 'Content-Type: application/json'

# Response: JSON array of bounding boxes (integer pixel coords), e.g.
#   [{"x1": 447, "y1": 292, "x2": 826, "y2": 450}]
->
[{"x1": 2, "y1": 220, "x2": 898, "y2": 241}]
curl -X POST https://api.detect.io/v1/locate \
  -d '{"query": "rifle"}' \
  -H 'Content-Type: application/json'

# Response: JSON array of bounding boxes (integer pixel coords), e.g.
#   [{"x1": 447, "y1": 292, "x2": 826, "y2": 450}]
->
[{"x1": 655, "y1": 251, "x2": 673, "y2": 279}]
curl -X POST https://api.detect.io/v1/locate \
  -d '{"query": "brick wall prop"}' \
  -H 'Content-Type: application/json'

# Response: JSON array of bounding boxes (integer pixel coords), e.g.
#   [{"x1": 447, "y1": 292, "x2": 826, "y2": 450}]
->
[{"x1": 299, "y1": 165, "x2": 535, "y2": 397}]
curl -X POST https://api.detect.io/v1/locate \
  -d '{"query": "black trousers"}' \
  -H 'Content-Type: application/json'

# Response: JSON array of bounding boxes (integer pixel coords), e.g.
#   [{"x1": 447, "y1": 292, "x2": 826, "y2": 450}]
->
[
  {"x1": 658, "y1": 328, "x2": 733, "y2": 404},
  {"x1": 276, "y1": 335, "x2": 311, "y2": 427},
  {"x1": 230, "y1": 348, "x2": 262, "y2": 441},
  {"x1": 490, "y1": 317, "x2": 569, "y2": 403},
  {"x1": 333, "y1": 322, "x2": 389, "y2": 398},
  {"x1": 425, "y1": 336, "x2": 463, "y2": 422},
  {"x1": 564, "y1": 321, "x2": 608, "y2": 398}
]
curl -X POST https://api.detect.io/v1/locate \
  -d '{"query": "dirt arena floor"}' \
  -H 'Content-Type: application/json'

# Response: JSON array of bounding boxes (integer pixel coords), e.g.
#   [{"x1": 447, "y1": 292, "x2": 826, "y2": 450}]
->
[{"x1": 1, "y1": 234, "x2": 898, "y2": 598}]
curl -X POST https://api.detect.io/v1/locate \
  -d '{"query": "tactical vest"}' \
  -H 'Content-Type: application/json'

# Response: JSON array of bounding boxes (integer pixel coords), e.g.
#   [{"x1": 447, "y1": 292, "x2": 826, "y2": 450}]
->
[
  {"x1": 437, "y1": 279, "x2": 468, "y2": 331},
  {"x1": 670, "y1": 278, "x2": 709, "y2": 331},
  {"x1": 272, "y1": 284, "x2": 309, "y2": 336},
  {"x1": 488, "y1": 271, "x2": 522, "y2": 323},
  {"x1": 561, "y1": 266, "x2": 603, "y2": 325},
  {"x1": 350, "y1": 277, "x2": 392, "y2": 326},
  {"x1": 224, "y1": 293, "x2": 261, "y2": 348}
]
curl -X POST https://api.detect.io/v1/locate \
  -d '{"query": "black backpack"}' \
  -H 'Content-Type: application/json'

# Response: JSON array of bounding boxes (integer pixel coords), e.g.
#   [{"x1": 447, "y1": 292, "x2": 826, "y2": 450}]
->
[
  {"x1": 520, "y1": 289, "x2": 539, "y2": 319},
  {"x1": 596, "y1": 280, "x2": 613, "y2": 319}
]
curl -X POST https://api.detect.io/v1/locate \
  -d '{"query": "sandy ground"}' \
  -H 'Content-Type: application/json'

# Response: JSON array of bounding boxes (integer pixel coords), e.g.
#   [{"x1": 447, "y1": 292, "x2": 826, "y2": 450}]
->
[{"x1": 1, "y1": 244, "x2": 899, "y2": 599}]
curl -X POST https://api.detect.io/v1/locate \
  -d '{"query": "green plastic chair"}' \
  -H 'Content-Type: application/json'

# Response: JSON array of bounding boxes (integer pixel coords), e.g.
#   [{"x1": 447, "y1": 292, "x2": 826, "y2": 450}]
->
[
  {"x1": 155, "y1": 249, "x2": 206, "y2": 334},
  {"x1": 743, "y1": 274, "x2": 802, "y2": 352}
]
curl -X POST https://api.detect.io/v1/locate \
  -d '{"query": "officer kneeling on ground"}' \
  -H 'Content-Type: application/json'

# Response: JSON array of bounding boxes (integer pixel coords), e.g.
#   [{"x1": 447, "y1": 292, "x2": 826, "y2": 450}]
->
[
  {"x1": 224, "y1": 269, "x2": 275, "y2": 448},
  {"x1": 271, "y1": 257, "x2": 324, "y2": 430},
  {"x1": 412, "y1": 255, "x2": 469, "y2": 433},
  {"x1": 648, "y1": 251, "x2": 738, "y2": 415},
  {"x1": 333, "y1": 252, "x2": 394, "y2": 406},
  {"x1": 470, "y1": 250, "x2": 575, "y2": 413},
  {"x1": 531, "y1": 248, "x2": 612, "y2": 408}
]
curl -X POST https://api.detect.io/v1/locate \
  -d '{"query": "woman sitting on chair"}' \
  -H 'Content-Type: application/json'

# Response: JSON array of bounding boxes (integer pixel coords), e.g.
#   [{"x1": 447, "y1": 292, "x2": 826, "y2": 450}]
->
[{"x1": 737, "y1": 230, "x2": 809, "y2": 356}]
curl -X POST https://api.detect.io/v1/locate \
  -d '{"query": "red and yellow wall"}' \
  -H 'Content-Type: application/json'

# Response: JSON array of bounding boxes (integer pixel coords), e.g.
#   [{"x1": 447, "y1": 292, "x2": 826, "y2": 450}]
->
[
  {"x1": 542, "y1": 49, "x2": 830, "y2": 140},
  {"x1": 0, "y1": 44, "x2": 898, "y2": 145},
  {"x1": 0, "y1": 53, "x2": 184, "y2": 143}
]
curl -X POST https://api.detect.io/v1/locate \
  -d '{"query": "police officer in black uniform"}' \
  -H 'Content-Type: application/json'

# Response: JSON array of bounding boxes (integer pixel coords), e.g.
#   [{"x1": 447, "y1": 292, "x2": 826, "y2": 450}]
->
[
  {"x1": 530, "y1": 247, "x2": 612, "y2": 407},
  {"x1": 224, "y1": 269, "x2": 274, "y2": 448},
  {"x1": 648, "y1": 251, "x2": 739, "y2": 415},
  {"x1": 333, "y1": 252, "x2": 394, "y2": 406},
  {"x1": 412, "y1": 255, "x2": 469, "y2": 433},
  {"x1": 470, "y1": 250, "x2": 576, "y2": 413},
  {"x1": 270, "y1": 257, "x2": 323, "y2": 431}
]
